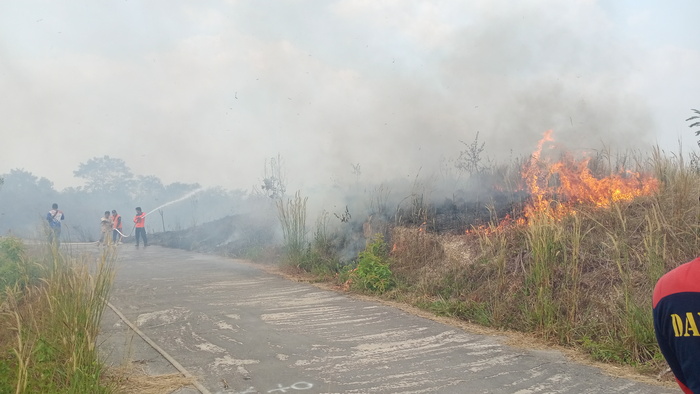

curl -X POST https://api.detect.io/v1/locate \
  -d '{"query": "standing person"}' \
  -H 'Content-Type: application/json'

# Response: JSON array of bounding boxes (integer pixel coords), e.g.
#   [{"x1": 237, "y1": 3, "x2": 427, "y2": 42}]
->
[
  {"x1": 111, "y1": 210, "x2": 123, "y2": 244},
  {"x1": 98, "y1": 211, "x2": 112, "y2": 246},
  {"x1": 653, "y1": 256, "x2": 700, "y2": 393},
  {"x1": 46, "y1": 203, "x2": 64, "y2": 246},
  {"x1": 134, "y1": 207, "x2": 148, "y2": 248}
]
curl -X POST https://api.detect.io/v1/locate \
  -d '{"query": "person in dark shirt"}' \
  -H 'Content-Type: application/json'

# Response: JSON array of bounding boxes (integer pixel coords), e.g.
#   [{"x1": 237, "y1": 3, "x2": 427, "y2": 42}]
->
[{"x1": 653, "y1": 256, "x2": 700, "y2": 394}]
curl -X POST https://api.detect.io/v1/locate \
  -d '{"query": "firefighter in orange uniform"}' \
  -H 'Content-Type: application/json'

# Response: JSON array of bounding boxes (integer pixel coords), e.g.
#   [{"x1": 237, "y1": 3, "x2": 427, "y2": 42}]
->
[
  {"x1": 133, "y1": 207, "x2": 148, "y2": 248},
  {"x1": 111, "y1": 210, "x2": 123, "y2": 244}
]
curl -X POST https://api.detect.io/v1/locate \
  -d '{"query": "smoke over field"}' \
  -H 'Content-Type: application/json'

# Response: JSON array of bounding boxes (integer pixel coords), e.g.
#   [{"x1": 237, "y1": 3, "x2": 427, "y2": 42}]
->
[{"x1": 2, "y1": 1, "x2": 695, "y2": 196}]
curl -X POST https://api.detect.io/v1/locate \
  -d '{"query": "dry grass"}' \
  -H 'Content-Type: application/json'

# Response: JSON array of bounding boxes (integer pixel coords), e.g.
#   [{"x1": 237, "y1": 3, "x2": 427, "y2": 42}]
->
[{"x1": 103, "y1": 364, "x2": 196, "y2": 394}]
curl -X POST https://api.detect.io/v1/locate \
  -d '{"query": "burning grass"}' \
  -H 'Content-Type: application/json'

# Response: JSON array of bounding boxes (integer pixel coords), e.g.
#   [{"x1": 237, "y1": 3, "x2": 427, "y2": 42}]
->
[
  {"x1": 381, "y1": 139, "x2": 700, "y2": 374},
  {"x1": 273, "y1": 132, "x2": 693, "y2": 378}
]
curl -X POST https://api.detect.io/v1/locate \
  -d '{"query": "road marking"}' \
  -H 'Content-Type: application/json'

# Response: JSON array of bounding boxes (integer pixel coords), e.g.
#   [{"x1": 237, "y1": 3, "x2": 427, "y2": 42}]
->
[{"x1": 268, "y1": 381, "x2": 314, "y2": 393}]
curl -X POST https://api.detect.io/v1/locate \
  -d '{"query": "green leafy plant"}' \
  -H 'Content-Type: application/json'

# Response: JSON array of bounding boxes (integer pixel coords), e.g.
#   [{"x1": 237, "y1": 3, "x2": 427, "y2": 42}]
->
[
  {"x1": 0, "y1": 237, "x2": 39, "y2": 297},
  {"x1": 349, "y1": 234, "x2": 394, "y2": 293}
]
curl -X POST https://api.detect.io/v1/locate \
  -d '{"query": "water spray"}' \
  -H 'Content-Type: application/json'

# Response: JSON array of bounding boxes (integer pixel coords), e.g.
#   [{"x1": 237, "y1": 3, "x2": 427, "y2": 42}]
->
[
  {"x1": 145, "y1": 187, "x2": 205, "y2": 216},
  {"x1": 115, "y1": 187, "x2": 205, "y2": 237}
]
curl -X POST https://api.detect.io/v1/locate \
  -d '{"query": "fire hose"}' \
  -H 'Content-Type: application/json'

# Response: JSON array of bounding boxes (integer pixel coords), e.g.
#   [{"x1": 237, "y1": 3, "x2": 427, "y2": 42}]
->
[{"x1": 110, "y1": 188, "x2": 204, "y2": 238}]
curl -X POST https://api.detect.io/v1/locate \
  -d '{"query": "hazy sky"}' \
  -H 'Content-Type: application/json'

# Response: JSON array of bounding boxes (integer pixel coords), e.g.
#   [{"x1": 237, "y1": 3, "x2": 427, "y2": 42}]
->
[{"x1": 1, "y1": 0, "x2": 699, "y2": 192}]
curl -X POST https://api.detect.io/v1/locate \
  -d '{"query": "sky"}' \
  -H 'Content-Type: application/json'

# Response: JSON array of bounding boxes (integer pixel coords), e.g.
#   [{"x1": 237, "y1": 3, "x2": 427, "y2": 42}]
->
[{"x1": 1, "y1": 0, "x2": 699, "y2": 193}]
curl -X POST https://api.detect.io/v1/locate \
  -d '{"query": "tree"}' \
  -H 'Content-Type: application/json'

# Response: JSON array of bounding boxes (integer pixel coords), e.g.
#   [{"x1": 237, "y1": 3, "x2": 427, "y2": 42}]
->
[
  {"x1": 687, "y1": 109, "x2": 700, "y2": 147},
  {"x1": 73, "y1": 156, "x2": 134, "y2": 194},
  {"x1": 131, "y1": 175, "x2": 165, "y2": 200},
  {"x1": 0, "y1": 169, "x2": 58, "y2": 236},
  {"x1": 2, "y1": 169, "x2": 55, "y2": 196}
]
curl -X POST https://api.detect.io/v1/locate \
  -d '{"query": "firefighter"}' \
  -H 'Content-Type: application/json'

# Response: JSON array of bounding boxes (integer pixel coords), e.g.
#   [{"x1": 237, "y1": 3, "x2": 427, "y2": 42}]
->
[
  {"x1": 134, "y1": 207, "x2": 148, "y2": 248},
  {"x1": 111, "y1": 210, "x2": 123, "y2": 244},
  {"x1": 98, "y1": 211, "x2": 112, "y2": 246}
]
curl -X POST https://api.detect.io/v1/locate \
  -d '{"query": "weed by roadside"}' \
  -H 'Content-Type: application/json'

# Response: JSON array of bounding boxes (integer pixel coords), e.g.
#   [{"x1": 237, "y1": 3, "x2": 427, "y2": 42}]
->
[
  {"x1": 340, "y1": 234, "x2": 394, "y2": 294},
  {"x1": 0, "y1": 238, "x2": 116, "y2": 393}
]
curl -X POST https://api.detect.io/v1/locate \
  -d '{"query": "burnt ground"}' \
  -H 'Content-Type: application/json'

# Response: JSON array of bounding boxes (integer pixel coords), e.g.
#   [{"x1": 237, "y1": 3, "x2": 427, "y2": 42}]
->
[
  {"x1": 145, "y1": 213, "x2": 277, "y2": 258},
  {"x1": 144, "y1": 189, "x2": 529, "y2": 258}
]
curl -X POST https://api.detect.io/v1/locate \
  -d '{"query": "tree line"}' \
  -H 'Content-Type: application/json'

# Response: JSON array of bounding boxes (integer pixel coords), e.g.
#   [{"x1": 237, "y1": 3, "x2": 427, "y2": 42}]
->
[{"x1": 0, "y1": 156, "x2": 249, "y2": 241}]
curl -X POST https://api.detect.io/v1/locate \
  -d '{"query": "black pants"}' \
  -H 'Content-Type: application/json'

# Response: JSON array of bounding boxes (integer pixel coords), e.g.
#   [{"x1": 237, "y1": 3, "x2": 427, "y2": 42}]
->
[{"x1": 135, "y1": 227, "x2": 147, "y2": 246}]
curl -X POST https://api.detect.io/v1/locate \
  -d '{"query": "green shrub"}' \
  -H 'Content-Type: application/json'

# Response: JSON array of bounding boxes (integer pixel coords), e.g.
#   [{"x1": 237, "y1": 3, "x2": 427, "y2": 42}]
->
[
  {"x1": 0, "y1": 237, "x2": 39, "y2": 294},
  {"x1": 349, "y1": 234, "x2": 395, "y2": 293}
]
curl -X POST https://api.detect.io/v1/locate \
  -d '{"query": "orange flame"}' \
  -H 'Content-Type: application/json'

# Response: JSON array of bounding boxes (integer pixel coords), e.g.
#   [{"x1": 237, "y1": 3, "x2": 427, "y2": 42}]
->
[
  {"x1": 467, "y1": 130, "x2": 659, "y2": 234},
  {"x1": 520, "y1": 130, "x2": 658, "y2": 220}
]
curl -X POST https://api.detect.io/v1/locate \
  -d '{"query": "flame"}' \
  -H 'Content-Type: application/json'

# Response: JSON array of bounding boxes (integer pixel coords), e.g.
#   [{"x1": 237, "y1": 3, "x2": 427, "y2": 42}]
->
[
  {"x1": 467, "y1": 130, "x2": 659, "y2": 234},
  {"x1": 520, "y1": 130, "x2": 658, "y2": 220}
]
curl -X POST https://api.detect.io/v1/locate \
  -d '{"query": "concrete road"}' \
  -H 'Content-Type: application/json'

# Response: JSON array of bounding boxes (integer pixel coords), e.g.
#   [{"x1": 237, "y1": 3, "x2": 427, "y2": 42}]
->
[{"x1": 97, "y1": 245, "x2": 675, "y2": 394}]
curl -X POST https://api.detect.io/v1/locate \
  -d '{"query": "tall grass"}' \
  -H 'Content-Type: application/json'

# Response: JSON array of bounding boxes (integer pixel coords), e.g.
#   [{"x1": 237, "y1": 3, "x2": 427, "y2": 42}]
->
[
  {"x1": 524, "y1": 210, "x2": 562, "y2": 339},
  {"x1": 276, "y1": 192, "x2": 308, "y2": 266},
  {"x1": 0, "y1": 238, "x2": 116, "y2": 393}
]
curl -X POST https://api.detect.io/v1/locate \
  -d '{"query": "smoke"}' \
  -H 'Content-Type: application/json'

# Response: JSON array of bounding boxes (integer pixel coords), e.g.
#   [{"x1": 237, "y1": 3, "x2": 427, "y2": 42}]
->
[
  {"x1": 244, "y1": 0, "x2": 656, "y2": 195},
  {"x1": 0, "y1": 0, "x2": 668, "y2": 198}
]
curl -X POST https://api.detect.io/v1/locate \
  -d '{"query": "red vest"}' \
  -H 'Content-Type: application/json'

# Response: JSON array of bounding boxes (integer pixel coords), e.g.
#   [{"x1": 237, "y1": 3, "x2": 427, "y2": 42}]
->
[
  {"x1": 112, "y1": 214, "x2": 122, "y2": 229},
  {"x1": 134, "y1": 213, "x2": 146, "y2": 228}
]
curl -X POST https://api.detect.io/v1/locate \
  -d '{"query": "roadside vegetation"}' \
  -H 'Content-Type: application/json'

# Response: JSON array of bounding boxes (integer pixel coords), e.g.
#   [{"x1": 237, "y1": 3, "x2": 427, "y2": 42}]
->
[
  {"x1": 0, "y1": 237, "x2": 115, "y2": 393},
  {"x1": 272, "y1": 142, "x2": 700, "y2": 378}
]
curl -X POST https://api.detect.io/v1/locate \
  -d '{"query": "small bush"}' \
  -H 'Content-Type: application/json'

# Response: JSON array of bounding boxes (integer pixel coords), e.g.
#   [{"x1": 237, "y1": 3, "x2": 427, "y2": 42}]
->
[
  {"x1": 0, "y1": 237, "x2": 40, "y2": 297},
  {"x1": 348, "y1": 234, "x2": 395, "y2": 293}
]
